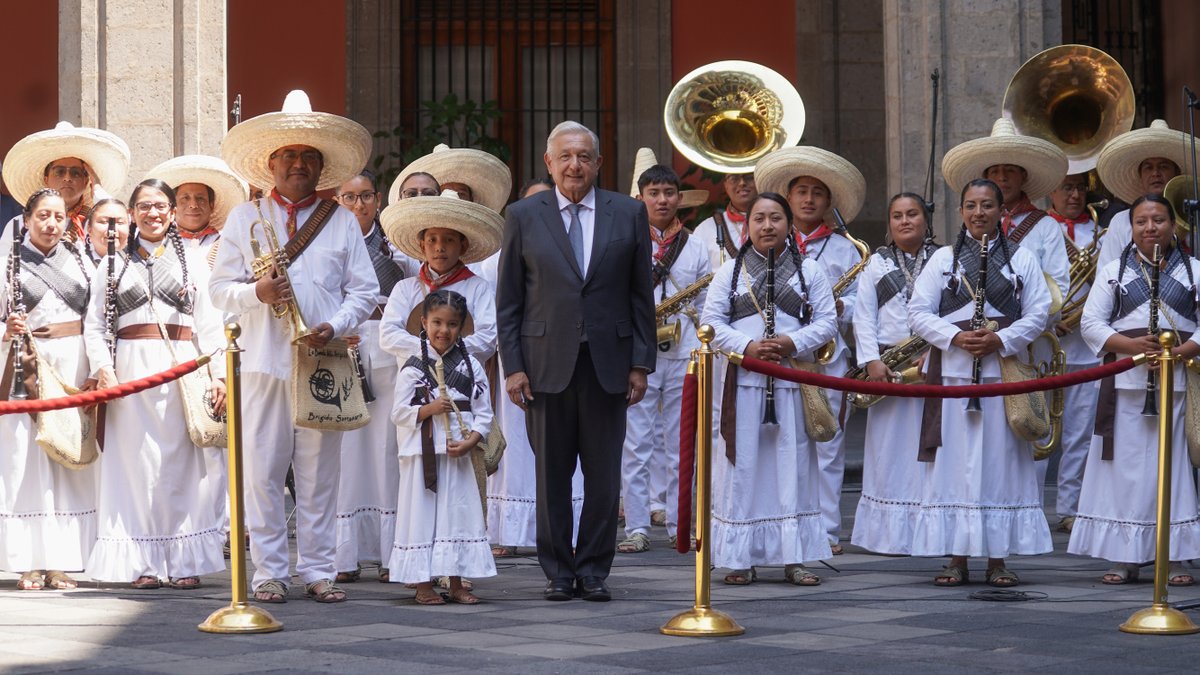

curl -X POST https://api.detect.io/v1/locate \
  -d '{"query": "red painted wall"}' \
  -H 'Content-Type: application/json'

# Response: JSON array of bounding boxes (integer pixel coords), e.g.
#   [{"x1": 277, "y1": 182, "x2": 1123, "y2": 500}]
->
[
  {"x1": 0, "y1": 2, "x2": 58, "y2": 195},
  {"x1": 227, "y1": 0, "x2": 347, "y2": 119}
]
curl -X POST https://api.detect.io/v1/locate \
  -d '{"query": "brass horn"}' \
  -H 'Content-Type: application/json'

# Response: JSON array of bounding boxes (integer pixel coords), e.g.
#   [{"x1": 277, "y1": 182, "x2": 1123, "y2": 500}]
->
[
  {"x1": 1164, "y1": 175, "x2": 1199, "y2": 235},
  {"x1": 1002, "y1": 44, "x2": 1135, "y2": 174},
  {"x1": 664, "y1": 60, "x2": 805, "y2": 174}
]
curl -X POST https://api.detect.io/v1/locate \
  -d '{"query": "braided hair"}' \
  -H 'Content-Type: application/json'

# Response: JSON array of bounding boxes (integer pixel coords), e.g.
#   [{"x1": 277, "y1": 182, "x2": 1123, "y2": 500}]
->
[
  {"x1": 420, "y1": 289, "x2": 475, "y2": 395},
  {"x1": 1116, "y1": 194, "x2": 1196, "y2": 299},
  {"x1": 167, "y1": 222, "x2": 194, "y2": 314},
  {"x1": 22, "y1": 187, "x2": 63, "y2": 218},
  {"x1": 729, "y1": 192, "x2": 811, "y2": 322},
  {"x1": 949, "y1": 179, "x2": 1016, "y2": 292}
]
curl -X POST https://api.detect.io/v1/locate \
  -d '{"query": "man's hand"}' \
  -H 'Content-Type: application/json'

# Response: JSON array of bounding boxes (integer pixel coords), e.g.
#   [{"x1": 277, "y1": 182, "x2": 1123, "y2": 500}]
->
[
  {"x1": 255, "y1": 269, "x2": 291, "y2": 306},
  {"x1": 626, "y1": 369, "x2": 648, "y2": 406},
  {"x1": 303, "y1": 323, "x2": 335, "y2": 349},
  {"x1": 746, "y1": 339, "x2": 782, "y2": 362},
  {"x1": 835, "y1": 298, "x2": 844, "y2": 317},
  {"x1": 865, "y1": 360, "x2": 895, "y2": 382},
  {"x1": 209, "y1": 379, "x2": 227, "y2": 416},
  {"x1": 96, "y1": 367, "x2": 118, "y2": 389},
  {"x1": 1054, "y1": 320, "x2": 1074, "y2": 337},
  {"x1": 951, "y1": 329, "x2": 1003, "y2": 358},
  {"x1": 505, "y1": 371, "x2": 533, "y2": 410}
]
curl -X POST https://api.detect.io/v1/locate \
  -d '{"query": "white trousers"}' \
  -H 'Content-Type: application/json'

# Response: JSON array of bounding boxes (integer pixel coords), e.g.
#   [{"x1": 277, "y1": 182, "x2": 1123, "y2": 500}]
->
[
  {"x1": 816, "y1": 353, "x2": 847, "y2": 545},
  {"x1": 242, "y1": 373, "x2": 343, "y2": 588},
  {"x1": 621, "y1": 357, "x2": 687, "y2": 536},
  {"x1": 1056, "y1": 370, "x2": 1100, "y2": 518}
]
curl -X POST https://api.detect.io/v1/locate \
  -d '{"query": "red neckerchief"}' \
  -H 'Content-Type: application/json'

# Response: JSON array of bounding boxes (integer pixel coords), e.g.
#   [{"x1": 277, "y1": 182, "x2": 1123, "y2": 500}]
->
[
  {"x1": 724, "y1": 205, "x2": 747, "y2": 245},
  {"x1": 179, "y1": 225, "x2": 219, "y2": 240},
  {"x1": 67, "y1": 200, "x2": 88, "y2": 243},
  {"x1": 650, "y1": 218, "x2": 683, "y2": 261},
  {"x1": 270, "y1": 189, "x2": 319, "y2": 238},
  {"x1": 1001, "y1": 193, "x2": 1036, "y2": 235},
  {"x1": 418, "y1": 262, "x2": 475, "y2": 292},
  {"x1": 794, "y1": 223, "x2": 833, "y2": 256},
  {"x1": 1046, "y1": 209, "x2": 1089, "y2": 241}
]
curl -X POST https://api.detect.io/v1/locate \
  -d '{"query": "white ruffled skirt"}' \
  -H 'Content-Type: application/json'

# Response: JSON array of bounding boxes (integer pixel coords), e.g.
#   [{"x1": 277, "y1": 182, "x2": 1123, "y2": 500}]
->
[{"x1": 851, "y1": 394, "x2": 924, "y2": 554}]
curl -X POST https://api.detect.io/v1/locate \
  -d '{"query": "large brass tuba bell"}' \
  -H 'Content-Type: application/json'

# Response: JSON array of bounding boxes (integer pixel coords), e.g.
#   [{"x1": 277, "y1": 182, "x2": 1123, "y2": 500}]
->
[
  {"x1": 664, "y1": 60, "x2": 806, "y2": 174},
  {"x1": 1002, "y1": 45, "x2": 1135, "y2": 174},
  {"x1": 1164, "y1": 175, "x2": 1199, "y2": 236}
]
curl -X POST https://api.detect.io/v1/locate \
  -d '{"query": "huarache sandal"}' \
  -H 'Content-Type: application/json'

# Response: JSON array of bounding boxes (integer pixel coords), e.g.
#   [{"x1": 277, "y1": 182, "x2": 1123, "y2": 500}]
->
[
  {"x1": 723, "y1": 568, "x2": 757, "y2": 585},
  {"x1": 1169, "y1": 563, "x2": 1196, "y2": 587},
  {"x1": 305, "y1": 578, "x2": 347, "y2": 603},
  {"x1": 17, "y1": 570, "x2": 45, "y2": 590},
  {"x1": 934, "y1": 565, "x2": 968, "y2": 587},
  {"x1": 650, "y1": 509, "x2": 667, "y2": 527},
  {"x1": 253, "y1": 579, "x2": 288, "y2": 603},
  {"x1": 829, "y1": 543, "x2": 844, "y2": 556},
  {"x1": 447, "y1": 588, "x2": 481, "y2": 605},
  {"x1": 491, "y1": 545, "x2": 517, "y2": 558},
  {"x1": 784, "y1": 564, "x2": 822, "y2": 586},
  {"x1": 617, "y1": 532, "x2": 650, "y2": 554},
  {"x1": 1101, "y1": 563, "x2": 1140, "y2": 585},
  {"x1": 44, "y1": 571, "x2": 77, "y2": 590},
  {"x1": 414, "y1": 587, "x2": 445, "y2": 605},
  {"x1": 378, "y1": 568, "x2": 390, "y2": 583},
  {"x1": 1055, "y1": 516, "x2": 1076, "y2": 533},
  {"x1": 167, "y1": 576, "x2": 201, "y2": 590},
  {"x1": 335, "y1": 568, "x2": 361, "y2": 584},
  {"x1": 986, "y1": 566, "x2": 1020, "y2": 587},
  {"x1": 131, "y1": 575, "x2": 162, "y2": 590}
]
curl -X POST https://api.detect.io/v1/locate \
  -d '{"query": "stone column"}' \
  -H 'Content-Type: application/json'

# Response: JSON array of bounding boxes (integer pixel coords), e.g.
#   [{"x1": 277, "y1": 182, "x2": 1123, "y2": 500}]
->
[
  {"x1": 883, "y1": 0, "x2": 1062, "y2": 241},
  {"x1": 614, "y1": 0, "x2": 672, "y2": 193},
  {"x1": 59, "y1": 0, "x2": 227, "y2": 199}
]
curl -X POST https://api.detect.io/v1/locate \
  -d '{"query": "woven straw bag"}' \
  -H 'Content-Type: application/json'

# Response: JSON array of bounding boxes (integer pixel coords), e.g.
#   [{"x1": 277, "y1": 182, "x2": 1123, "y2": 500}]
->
[
  {"x1": 998, "y1": 354, "x2": 1051, "y2": 442},
  {"x1": 292, "y1": 339, "x2": 370, "y2": 431},
  {"x1": 32, "y1": 350, "x2": 99, "y2": 469},
  {"x1": 789, "y1": 360, "x2": 837, "y2": 442},
  {"x1": 1185, "y1": 368, "x2": 1200, "y2": 468}
]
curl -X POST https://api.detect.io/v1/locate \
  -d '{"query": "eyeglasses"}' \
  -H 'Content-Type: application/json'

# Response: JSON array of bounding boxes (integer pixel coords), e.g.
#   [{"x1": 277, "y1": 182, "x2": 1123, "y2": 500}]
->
[
  {"x1": 48, "y1": 166, "x2": 88, "y2": 180},
  {"x1": 134, "y1": 201, "x2": 172, "y2": 214},
  {"x1": 401, "y1": 188, "x2": 439, "y2": 199},
  {"x1": 270, "y1": 149, "x2": 323, "y2": 164},
  {"x1": 338, "y1": 191, "x2": 377, "y2": 205},
  {"x1": 1060, "y1": 184, "x2": 1087, "y2": 194}
]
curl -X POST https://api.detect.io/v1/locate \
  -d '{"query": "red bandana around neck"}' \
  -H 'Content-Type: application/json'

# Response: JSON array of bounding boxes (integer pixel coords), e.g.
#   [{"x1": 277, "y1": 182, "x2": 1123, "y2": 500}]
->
[
  {"x1": 1047, "y1": 210, "x2": 1090, "y2": 241},
  {"x1": 270, "y1": 189, "x2": 319, "y2": 238},
  {"x1": 419, "y1": 261, "x2": 475, "y2": 292},
  {"x1": 179, "y1": 225, "x2": 219, "y2": 240},
  {"x1": 794, "y1": 223, "x2": 833, "y2": 256},
  {"x1": 725, "y1": 205, "x2": 748, "y2": 244},
  {"x1": 1001, "y1": 193, "x2": 1036, "y2": 235},
  {"x1": 650, "y1": 218, "x2": 683, "y2": 261}
]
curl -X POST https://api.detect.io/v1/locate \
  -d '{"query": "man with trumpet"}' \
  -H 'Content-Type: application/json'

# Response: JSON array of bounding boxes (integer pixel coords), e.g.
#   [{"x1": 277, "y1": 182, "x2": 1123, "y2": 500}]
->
[{"x1": 210, "y1": 90, "x2": 378, "y2": 605}]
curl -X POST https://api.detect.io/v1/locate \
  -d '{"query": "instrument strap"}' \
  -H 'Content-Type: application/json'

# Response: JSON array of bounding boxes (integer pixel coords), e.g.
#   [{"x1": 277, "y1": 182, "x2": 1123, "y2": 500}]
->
[
  {"x1": 651, "y1": 230, "x2": 688, "y2": 287},
  {"x1": 16, "y1": 243, "x2": 90, "y2": 317},
  {"x1": 712, "y1": 210, "x2": 740, "y2": 261},
  {"x1": 731, "y1": 251, "x2": 808, "y2": 323},
  {"x1": 365, "y1": 221, "x2": 406, "y2": 297},
  {"x1": 939, "y1": 236, "x2": 1021, "y2": 322},
  {"x1": 281, "y1": 199, "x2": 338, "y2": 262},
  {"x1": 1110, "y1": 247, "x2": 1197, "y2": 323},
  {"x1": 1004, "y1": 210, "x2": 1046, "y2": 246}
]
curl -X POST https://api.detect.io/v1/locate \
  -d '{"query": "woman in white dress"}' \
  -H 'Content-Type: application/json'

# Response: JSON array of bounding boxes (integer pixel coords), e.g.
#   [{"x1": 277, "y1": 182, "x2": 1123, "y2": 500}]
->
[
  {"x1": 907, "y1": 178, "x2": 1053, "y2": 587},
  {"x1": 700, "y1": 191, "x2": 837, "y2": 586},
  {"x1": 1071, "y1": 194, "x2": 1200, "y2": 585},
  {"x1": 0, "y1": 188, "x2": 99, "y2": 590},
  {"x1": 850, "y1": 193, "x2": 938, "y2": 555},
  {"x1": 83, "y1": 179, "x2": 227, "y2": 589}
]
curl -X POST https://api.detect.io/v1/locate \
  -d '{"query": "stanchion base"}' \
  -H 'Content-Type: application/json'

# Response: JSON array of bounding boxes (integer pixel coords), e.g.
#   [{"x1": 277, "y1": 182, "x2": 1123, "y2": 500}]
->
[
  {"x1": 660, "y1": 607, "x2": 744, "y2": 637},
  {"x1": 1119, "y1": 605, "x2": 1200, "y2": 635},
  {"x1": 198, "y1": 602, "x2": 283, "y2": 634}
]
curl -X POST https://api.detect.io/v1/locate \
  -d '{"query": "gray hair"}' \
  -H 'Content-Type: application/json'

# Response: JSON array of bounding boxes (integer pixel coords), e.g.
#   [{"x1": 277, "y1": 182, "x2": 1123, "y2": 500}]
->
[{"x1": 545, "y1": 121, "x2": 600, "y2": 156}]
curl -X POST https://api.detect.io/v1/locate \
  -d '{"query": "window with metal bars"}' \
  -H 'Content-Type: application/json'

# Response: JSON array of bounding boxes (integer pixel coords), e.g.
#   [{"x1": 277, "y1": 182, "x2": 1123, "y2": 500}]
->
[
  {"x1": 395, "y1": 0, "x2": 617, "y2": 201},
  {"x1": 1063, "y1": 0, "x2": 1164, "y2": 126}
]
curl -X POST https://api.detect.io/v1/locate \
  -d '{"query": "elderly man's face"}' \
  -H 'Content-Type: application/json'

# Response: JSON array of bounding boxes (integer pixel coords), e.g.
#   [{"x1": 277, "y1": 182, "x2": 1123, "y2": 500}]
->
[
  {"x1": 176, "y1": 183, "x2": 214, "y2": 232},
  {"x1": 268, "y1": 144, "x2": 323, "y2": 197},
  {"x1": 544, "y1": 132, "x2": 602, "y2": 200}
]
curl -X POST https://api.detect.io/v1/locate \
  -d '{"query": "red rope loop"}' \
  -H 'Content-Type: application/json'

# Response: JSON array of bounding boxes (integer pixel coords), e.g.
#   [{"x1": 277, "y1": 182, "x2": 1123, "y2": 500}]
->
[
  {"x1": 734, "y1": 354, "x2": 1140, "y2": 398},
  {"x1": 675, "y1": 371, "x2": 698, "y2": 555},
  {"x1": 0, "y1": 358, "x2": 207, "y2": 415}
]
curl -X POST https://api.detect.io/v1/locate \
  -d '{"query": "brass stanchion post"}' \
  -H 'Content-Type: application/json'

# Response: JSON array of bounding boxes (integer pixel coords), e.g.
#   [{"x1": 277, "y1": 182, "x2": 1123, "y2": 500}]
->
[
  {"x1": 661, "y1": 325, "x2": 745, "y2": 637},
  {"x1": 1120, "y1": 331, "x2": 1200, "y2": 635},
  {"x1": 200, "y1": 323, "x2": 283, "y2": 634}
]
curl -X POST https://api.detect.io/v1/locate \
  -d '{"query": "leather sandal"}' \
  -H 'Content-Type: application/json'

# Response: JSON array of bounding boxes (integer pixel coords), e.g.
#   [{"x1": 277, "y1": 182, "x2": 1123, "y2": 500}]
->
[
  {"x1": 986, "y1": 566, "x2": 1020, "y2": 587},
  {"x1": 650, "y1": 509, "x2": 667, "y2": 527},
  {"x1": 723, "y1": 568, "x2": 757, "y2": 585},
  {"x1": 784, "y1": 564, "x2": 821, "y2": 586},
  {"x1": 617, "y1": 532, "x2": 651, "y2": 554},
  {"x1": 253, "y1": 579, "x2": 288, "y2": 603},
  {"x1": 447, "y1": 587, "x2": 481, "y2": 604},
  {"x1": 335, "y1": 568, "x2": 361, "y2": 584},
  {"x1": 305, "y1": 578, "x2": 347, "y2": 603},
  {"x1": 17, "y1": 570, "x2": 45, "y2": 591},
  {"x1": 414, "y1": 587, "x2": 445, "y2": 605},
  {"x1": 378, "y1": 568, "x2": 390, "y2": 583},
  {"x1": 131, "y1": 575, "x2": 162, "y2": 590},
  {"x1": 934, "y1": 565, "x2": 968, "y2": 587},
  {"x1": 491, "y1": 545, "x2": 517, "y2": 558},
  {"x1": 1169, "y1": 563, "x2": 1196, "y2": 587},
  {"x1": 44, "y1": 571, "x2": 77, "y2": 590},
  {"x1": 167, "y1": 576, "x2": 202, "y2": 590},
  {"x1": 1101, "y1": 563, "x2": 1140, "y2": 585}
]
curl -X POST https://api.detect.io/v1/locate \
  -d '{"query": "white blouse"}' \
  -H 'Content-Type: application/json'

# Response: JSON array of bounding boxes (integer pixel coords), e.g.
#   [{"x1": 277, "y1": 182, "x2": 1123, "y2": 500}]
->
[{"x1": 391, "y1": 352, "x2": 493, "y2": 457}]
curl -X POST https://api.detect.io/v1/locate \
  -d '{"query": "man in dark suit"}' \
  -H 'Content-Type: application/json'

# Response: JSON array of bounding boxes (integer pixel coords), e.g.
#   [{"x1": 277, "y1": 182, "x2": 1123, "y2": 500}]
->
[{"x1": 497, "y1": 121, "x2": 655, "y2": 602}]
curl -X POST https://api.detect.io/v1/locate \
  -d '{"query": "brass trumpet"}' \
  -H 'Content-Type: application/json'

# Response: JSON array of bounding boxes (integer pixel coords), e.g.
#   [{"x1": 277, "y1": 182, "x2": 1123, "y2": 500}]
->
[{"x1": 247, "y1": 200, "x2": 314, "y2": 343}]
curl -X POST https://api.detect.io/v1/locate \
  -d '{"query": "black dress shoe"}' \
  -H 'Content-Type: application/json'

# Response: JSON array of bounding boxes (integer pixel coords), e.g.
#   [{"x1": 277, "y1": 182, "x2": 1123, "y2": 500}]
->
[
  {"x1": 577, "y1": 576, "x2": 611, "y2": 602},
  {"x1": 544, "y1": 578, "x2": 575, "y2": 601}
]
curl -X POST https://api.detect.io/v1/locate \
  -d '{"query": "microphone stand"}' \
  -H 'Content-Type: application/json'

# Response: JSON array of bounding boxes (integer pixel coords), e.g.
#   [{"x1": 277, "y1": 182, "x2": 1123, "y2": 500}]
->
[
  {"x1": 1183, "y1": 87, "x2": 1199, "y2": 255},
  {"x1": 923, "y1": 69, "x2": 940, "y2": 219}
]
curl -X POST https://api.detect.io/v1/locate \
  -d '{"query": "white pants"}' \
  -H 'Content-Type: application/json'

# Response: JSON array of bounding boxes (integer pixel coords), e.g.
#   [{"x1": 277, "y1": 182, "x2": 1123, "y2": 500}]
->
[
  {"x1": 621, "y1": 358, "x2": 687, "y2": 536},
  {"x1": 243, "y1": 373, "x2": 343, "y2": 588},
  {"x1": 816, "y1": 354, "x2": 847, "y2": 545},
  {"x1": 1056, "y1": 370, "x2": 1100, "y2": 518}
]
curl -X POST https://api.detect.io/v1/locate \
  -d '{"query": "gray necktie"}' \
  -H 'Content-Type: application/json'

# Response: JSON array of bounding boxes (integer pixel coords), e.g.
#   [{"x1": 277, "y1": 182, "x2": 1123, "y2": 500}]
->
[{"x1": 567, "y1": 203, "x2": 585, "y2": 273}]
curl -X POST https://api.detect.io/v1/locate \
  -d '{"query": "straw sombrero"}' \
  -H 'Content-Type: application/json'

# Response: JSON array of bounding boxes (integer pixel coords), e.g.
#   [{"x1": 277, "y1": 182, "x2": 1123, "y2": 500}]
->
[
  {"x1": 2, "y1": 122, "x2": 131, "y2": 204},
  {"x1": 941, "y1": 118, "x2": 1068, "y2": 201},
  {"x1": 754, "y1": 146, "x2": 866, "y2": 223},
  {"x1": 389, "y1": 144, "x2": 512, "y2": 212},
  {"x1": 379, "y1": 190, "x2": 503, "y2": 265},
  {"x1": 629, "y1": 147, "x2": 708, "y2": 209},
  {"x1": 144, "y1": 155, "x2": 249, "y2": 229},
  {"x1": 220, "y1": 90, "x2": 371, "y2": 192},
  {"x1": 1096, "y1": 119, "x2": 1190, "y2": 204}
]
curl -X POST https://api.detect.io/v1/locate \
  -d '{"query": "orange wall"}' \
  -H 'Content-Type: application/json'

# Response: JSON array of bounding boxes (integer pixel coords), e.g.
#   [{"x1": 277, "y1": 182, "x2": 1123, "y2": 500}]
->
[
  {"x1": 228, "y1": 0, "x2": 347, "y2": 119},
  {"x1": 0, "y1": 2, "x2": 58, "y2": 195}
]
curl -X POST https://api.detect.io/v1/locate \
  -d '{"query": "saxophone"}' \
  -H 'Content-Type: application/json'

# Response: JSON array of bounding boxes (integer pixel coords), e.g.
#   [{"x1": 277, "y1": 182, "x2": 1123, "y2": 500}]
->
[
  {"x1": 655, "y1": 272, "x2": 714, "y2": 350},
  {"x1": 815, "y1": 208, "x2": 870, "y2": 364},
  {"x1": 845, "y1": 335, "x2": 930, "y2": 409},
  {"x1": 247, "y1": 199, "x2": 314, "y2": 343}
]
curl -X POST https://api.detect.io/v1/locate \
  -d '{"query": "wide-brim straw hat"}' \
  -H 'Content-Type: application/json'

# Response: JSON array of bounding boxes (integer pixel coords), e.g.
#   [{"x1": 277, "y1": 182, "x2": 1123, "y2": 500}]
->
[
  {"x1": 941, "y1": 118, "x2": 1068, "y2": 202},
  {"x1": 754, "y1": 146, "x2": 866, "y2": 223},
  {"x1": 144, "y1": 155, "x2": 249, "y2": 229},
  {"x1": 2, "y1": 121, "x2": 131, "y2": 204},
  {"x1": 221, "y1": 90, "x2": 371, "y2": 192},
  {"x1": 630, "y1": 146, "x2": 708, "y2": 209},
  {"x1": 389, "y1": 144, "x2": 512, "y2": 212},
  {"x1": 404, "y1": 306, "x2": 476, "y2": 338},
  {"x1": 379, "y1": 190, "x2": 503, "y2": 265},
  {"x1": 1096, "y1": 119, "x2": 1190, "y2": 204}
]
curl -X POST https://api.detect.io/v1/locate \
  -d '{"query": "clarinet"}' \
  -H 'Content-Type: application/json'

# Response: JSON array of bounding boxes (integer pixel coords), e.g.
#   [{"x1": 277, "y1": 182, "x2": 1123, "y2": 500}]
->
[
  {"x1": 8, "y1": 222, "x2": 28, "y2": 400},
  {"x1": 350, "y1": 345, "x2": 375, "y2": 403},
  {"x1": 1141, "y1": 244, "x2": 1161, "y2": 416},
  {"x1": 762, "y1": 247, "x2": 778, "y2": 424},
  {"x1": 966, "y1": 234, "x2": 990, "y2": 412},
  {"x1": 104, "y1": 217, "x2": 118, "y2": 360}
]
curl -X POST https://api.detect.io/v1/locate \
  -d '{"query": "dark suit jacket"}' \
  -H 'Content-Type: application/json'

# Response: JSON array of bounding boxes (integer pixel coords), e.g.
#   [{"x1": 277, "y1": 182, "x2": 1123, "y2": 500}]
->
[{"x1": 497, "y1": 188, "x2": 655, "y2": 395}]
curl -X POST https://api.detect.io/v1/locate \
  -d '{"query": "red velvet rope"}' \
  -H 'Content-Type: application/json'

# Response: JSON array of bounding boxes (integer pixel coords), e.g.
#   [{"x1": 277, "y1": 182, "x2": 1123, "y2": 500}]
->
[
  {"x1": 675, "y1": 371, "x2": 698, "y2": 555},
  {"x1": 0, "y1": 358, "x2": 207, "y2": 415},
  {"x1": 735, "y1": 354, "x2": 1140, "y2": 398}
]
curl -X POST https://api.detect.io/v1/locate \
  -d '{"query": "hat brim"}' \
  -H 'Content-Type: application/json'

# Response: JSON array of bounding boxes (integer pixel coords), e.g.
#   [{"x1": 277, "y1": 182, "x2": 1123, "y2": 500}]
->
[
  {"x1": 753, "y1": 146, "x2": 866, "y2": 223},
  {"x1": 221, "y1": 112, "x2": 372, "y2": 192},
  {"x1": 144, "y1": 155, "x2": 249, "y2": 229},
  {"x1": 679, "y1": 190, "x2": 709, "y2": 209},
  {"x1": 2, "y1": 125, "x2": 131, "y2": 205},
  {"x1": 379, "y1": 196, "x2": 503, "y2": 265},
  {"x1": 389, "y1": 148, "x2": 512, "y2": 213},
  {"x1": 941, "y1": 134, "x2": 1068, "y2": 202},
  {"x1": 1096, "y1": 126, "x2": 1190, "y2": 204},
  {"x1": 405, "y1": 305, "x2": 476, "y2": 338}
]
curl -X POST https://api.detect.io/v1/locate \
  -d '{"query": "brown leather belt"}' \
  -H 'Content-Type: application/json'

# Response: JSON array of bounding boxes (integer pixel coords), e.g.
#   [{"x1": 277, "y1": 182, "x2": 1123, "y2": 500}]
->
[
  {"x1": 31, "y1": 320, "x2": 84, "y2": 339},
  {"x1": 368, "y1": 305, "x2": 385, "y2": 321},
  {"x1": 116, "y1": 324, "x2": 193, "y2": 341}
]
